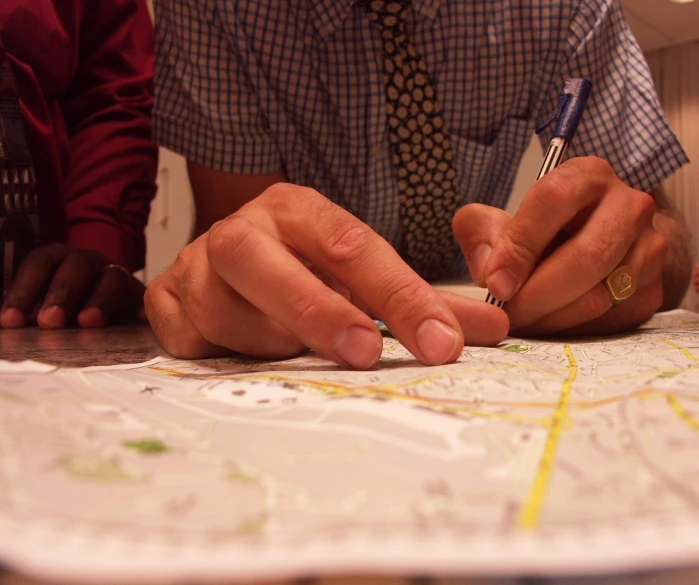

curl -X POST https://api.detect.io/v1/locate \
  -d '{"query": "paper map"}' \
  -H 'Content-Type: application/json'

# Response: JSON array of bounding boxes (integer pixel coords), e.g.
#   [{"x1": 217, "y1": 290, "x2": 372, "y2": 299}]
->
[{"x1": 1, "y1": 311, "x2": 699, "y2": 584}]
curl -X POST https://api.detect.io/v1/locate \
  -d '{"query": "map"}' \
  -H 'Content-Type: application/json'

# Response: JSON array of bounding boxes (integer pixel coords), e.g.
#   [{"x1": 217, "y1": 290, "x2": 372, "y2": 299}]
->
[{"x1": 1, "y1": 310, "x2": 699, "y2": 584}]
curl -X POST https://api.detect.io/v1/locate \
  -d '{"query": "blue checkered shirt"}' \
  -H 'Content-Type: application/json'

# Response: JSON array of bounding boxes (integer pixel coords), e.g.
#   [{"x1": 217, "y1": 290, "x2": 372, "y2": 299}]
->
[{"x1": 153, "y1": 0, "x2": 688, "y2": 278}]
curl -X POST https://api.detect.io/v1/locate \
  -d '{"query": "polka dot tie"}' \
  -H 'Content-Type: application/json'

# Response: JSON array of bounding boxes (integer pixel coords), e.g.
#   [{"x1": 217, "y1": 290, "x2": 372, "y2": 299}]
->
[{"x1": 362, "y1": 0, "x2": 462, "y2": 280}]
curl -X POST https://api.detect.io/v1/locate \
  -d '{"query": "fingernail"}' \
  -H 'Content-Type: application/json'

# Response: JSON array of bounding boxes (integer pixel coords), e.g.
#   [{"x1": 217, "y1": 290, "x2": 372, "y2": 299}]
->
[
  {"x1": 416, "y1": 319, "x2": 460, "y2": 365},
  {"x1": 37, "y1": 305, "x2": 67, "y2": 329},
  {"x1": 334, "y1": 325, "x2": 382, "y2": 370},
  {"x1": 467, "y1": 243, "x2": 492, "y2": 281},
  {"x1": 78, "y1": 307, "x2": 104, "y2": 328},
  {"x1": 487, "y1": 268, "x2": 519, "y2": 301},
  {"x1": 0, "y1": 308, "x2": 25, "y2": 328}
]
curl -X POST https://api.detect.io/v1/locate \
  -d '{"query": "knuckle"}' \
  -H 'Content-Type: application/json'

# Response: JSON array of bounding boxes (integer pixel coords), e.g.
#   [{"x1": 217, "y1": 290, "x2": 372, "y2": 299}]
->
[
  {"x1": 165, "y1": 261, "x2": 220, "y2": 335},
  {"x1": 185, "y1": 294, "x2": 233, "y2": 346},
  {"x1": 261, "y1": 181, "x2": 297, "y2": 202},
  {"x1": 321, "y1": 221, "x2": 375, "y2": 267},
  {"x1": 374, "y1": 273, "x2": 429, "y2": 315},
  {"x1": 552, "y1": 156, "x2": 616, "y2": 200},
  {"x1": 533, "y1": 171, "x2": 578, "y2": 209},
  {"x1": 206, "y1": 215, "x2": 256, "y2": 266},
  {"x1": 172, "y1": 241, "x2": 197, "y2": 270},
  {"x1": 182, "y1": 286, "x2": 213, "y2": 321},
  {"x1": 261, "y1": 182, "x2": 320, "y2": 219},
  {"x1": 144, "y1": 281, "x2": 212, "y2": 360},
  {"x1": 580, "y1": 156, "x2": 617, "y2": 182},
  {"x1": 632, "y1": 191, "x2": 657, "y2": 221},
  {"x1": 500, "y1": 223, "x2": 540, "y2": 267},
  {"x1": 259, "y1": 182, "x2": 293, "y2": 215},
  {"x1": 573, "y1": 230, "x2": 615, "y2": 273},
  {"x1": 288, "y1": 287, "x2": 333, "y2": 323},
  {"x1": 170, "y1": 246, "x2": 198, "y2": 293}
]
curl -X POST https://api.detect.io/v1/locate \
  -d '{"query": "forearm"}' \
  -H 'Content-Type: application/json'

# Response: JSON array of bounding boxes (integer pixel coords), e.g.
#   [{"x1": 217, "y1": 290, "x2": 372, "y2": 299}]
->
[
  {"x1": 60, "y1": 0, "x2": 157, "y2": 271},
  {"x1": 67, "y1": 172, "x2": 157, "y2": 272},
  {"x1": 188, "y1": 162, "x2": 287, "y2": 238},
  {"x1": 64, "y1": 116, "x2": 157, "y2": 272},
  {"x1": 652, "y1": 199, "x2": 692, "y2": 311}
]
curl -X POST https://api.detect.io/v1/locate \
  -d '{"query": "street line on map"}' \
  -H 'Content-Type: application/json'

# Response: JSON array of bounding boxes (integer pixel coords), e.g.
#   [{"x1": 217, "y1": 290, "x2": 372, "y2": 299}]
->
[
  {"x1": 664, "y1": 339, "x2": 699, "y2": 363},
  {"x1": 518, "y1": 345, "x2": 578, "y2": 529},
  {"x1": 666, "y1": 395, "x2": 699, "y2": 432}
]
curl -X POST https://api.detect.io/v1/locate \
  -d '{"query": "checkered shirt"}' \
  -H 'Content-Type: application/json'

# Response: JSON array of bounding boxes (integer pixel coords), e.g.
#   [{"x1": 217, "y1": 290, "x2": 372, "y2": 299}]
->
[{"x1": 153, "y1": 0, "x2": 688, "y2": 278}]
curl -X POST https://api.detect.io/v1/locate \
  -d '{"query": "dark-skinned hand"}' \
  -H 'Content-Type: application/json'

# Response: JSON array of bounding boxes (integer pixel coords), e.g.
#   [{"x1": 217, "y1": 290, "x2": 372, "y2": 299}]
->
[{"x1": 1, "y1": 243, "x2": 146, "y2": 329}]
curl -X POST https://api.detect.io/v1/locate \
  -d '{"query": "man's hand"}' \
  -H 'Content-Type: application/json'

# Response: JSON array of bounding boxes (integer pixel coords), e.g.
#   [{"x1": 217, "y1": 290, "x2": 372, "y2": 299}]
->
[
  {"x1": 453, "y1": 157, "x2": 680, "y2": 337},
  {"x1": 1, "y1": 244, "x2": 145, "y2": 329},
  {"x1": 145, "y1": 183, "x2": 509, "y2": 368}
]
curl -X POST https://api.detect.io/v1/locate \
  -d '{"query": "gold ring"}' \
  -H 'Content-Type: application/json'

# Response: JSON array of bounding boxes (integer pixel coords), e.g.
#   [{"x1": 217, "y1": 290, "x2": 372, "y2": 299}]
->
[
  {"x1": 603, "y1": 265, "x2": 637, "y2": 306},
  {"x1": 103, "y1": 263, "x2": 132, "y2": 279}
]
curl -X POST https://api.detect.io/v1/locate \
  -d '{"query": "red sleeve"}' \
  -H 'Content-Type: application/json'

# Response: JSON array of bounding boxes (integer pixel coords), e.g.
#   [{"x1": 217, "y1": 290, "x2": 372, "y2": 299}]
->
[{"x1": 60, "y1": 0, "x2": 158, "y2": 272}]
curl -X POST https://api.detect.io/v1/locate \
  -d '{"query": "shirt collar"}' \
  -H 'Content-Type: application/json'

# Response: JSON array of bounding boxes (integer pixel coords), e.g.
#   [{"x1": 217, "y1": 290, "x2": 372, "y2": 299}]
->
[{"x1": 311, "y1": 0, "x2": 443, "y2": 39}]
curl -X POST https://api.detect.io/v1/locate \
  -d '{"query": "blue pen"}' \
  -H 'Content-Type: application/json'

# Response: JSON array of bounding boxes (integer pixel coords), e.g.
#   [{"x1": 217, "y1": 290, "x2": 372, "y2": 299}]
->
[{"x1": 485, "y1": 77, "x2": 593, "y2": 309}]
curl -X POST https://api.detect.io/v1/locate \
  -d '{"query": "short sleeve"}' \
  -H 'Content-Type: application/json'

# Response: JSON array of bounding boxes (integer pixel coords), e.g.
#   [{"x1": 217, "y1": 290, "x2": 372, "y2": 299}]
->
[
  {"x1": 153, "y1": 0, "x2": 282, "y2": 173},
  {"x1": 533, "y1": 0, "x2": 688, "y2": 194}
]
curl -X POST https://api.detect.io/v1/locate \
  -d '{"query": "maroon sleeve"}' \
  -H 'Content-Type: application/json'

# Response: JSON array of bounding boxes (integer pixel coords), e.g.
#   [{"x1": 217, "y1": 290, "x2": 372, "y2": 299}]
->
[{"x1": 60, "y1": 0, "x2": 158, "y2": 272}]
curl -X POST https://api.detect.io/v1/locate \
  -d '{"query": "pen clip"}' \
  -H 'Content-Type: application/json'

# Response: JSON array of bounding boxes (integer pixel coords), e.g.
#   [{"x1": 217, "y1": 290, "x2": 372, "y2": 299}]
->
[{"x1": 535, "y1": 78, "x2": 592, "y2": 142}]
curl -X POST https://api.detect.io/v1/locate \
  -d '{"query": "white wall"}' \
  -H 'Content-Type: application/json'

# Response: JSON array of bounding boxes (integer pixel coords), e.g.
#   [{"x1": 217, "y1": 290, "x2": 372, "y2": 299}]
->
[
  {"x1": 505, "y1": 135, "x2": 542, "y2": 215},
  {"x1": 144, "y1": 149, "x2": 194, "y2": 281}
]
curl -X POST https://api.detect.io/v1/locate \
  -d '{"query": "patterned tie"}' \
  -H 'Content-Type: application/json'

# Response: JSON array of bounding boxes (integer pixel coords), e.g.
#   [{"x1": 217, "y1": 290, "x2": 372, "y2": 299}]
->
[{"x1": 362, "y1": 0, "x2": 461, "y2": 280}]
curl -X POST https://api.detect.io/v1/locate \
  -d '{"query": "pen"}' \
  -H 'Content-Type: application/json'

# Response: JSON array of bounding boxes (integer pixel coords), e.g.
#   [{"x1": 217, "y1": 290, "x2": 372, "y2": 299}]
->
[{"x1": 485, "y1": 77, "x2": 593, "y2": 309}]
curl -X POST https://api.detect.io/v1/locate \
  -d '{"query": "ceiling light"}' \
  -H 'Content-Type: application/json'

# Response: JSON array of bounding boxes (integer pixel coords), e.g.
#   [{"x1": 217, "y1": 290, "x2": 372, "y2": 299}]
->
[{"x1": 670, "y1": 0, "x2": 696, "y2": 4}]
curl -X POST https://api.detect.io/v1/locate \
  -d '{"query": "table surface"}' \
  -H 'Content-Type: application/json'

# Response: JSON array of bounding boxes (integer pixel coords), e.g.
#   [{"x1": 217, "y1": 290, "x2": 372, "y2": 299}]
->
[
  {"x1": 1, "y1": 325, "x2": 698, "y2": 585},
  {"x1": 0, "y1": 324, "x2": 162, "y2": 367}
]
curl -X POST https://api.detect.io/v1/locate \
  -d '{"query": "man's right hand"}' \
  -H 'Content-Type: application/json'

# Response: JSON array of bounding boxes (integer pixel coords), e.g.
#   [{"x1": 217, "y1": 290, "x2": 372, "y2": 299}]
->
[{"x1": 144, "y1": 183, "x2": 508, "y2": 369}]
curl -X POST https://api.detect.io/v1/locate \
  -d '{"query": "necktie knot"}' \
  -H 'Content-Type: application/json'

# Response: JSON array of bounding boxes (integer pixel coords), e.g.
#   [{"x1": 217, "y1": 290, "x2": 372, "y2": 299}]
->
[{"x1": 360, "y1": 0, "x2": 409, "y2": 30}]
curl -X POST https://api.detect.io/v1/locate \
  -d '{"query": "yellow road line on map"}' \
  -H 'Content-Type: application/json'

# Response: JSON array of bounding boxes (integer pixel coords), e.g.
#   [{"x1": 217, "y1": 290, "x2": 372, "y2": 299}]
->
[
  {"x1": 664, "y1": 339, "x2": 699, "y2": 362},
  {"x1": 518, "y1": 345, "x2": 578, "y2": 530},
  {"x1": 666, "y1": 395, "x2": 699, "y2": 432},
  {"x1": 256, "y1": 365, "x2": 536, "y2": 397},
  {"x1": 259, "y1": 375, "x2": 545, "y2": 425}
]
